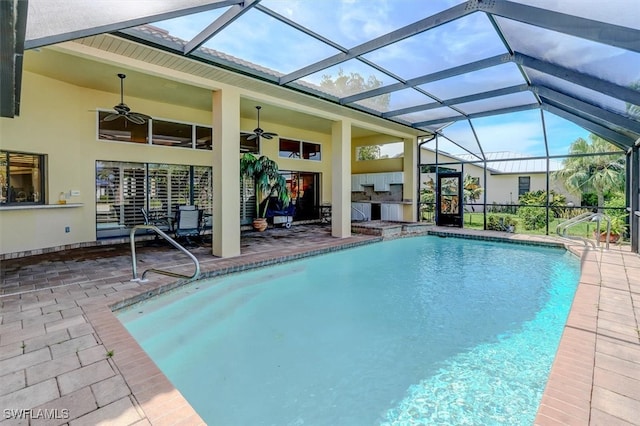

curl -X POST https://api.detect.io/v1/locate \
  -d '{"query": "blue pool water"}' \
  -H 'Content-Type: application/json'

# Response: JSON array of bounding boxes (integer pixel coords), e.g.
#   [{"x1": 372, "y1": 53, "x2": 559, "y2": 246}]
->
[{"x1": 118, "y1": 236, "x2": 580, "y2": 425}]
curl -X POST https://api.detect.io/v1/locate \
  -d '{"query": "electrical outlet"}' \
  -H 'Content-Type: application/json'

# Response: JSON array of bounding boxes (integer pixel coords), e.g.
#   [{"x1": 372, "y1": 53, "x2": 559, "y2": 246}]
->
[{"x1": 65, "y1": 226, "x2": 70, "y2": 233}]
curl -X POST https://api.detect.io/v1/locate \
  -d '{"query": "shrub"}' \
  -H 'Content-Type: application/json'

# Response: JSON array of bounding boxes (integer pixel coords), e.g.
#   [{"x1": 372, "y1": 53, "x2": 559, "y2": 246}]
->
[
  {"x1": 517, "y1": 206, "x2": 546, "y2": 230},
  {"x1": 518, "y1": 190, "x2": 567, "y2": 218},
  {"x1": 487, "y1": 215, "x2": 518, "y2": 232}
]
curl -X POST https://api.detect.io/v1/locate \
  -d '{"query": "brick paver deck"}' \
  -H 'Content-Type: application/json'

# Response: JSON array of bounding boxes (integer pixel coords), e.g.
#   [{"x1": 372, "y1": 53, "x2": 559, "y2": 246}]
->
[{"x1": 1, "y1": 224, "x2": 639, "y2": 425}]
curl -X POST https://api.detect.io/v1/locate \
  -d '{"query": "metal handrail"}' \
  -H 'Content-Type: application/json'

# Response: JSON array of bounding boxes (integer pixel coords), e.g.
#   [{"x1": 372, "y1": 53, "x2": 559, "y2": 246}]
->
[
  {"x1": 130, "y1": 225, "x2": 201, "y2": 282},
  {"x1": 351, "y1": 205, "x2": 368, "y2": 222},
  {"x1": 556, "y1": 212, "x2": 611, "y2": 250}
]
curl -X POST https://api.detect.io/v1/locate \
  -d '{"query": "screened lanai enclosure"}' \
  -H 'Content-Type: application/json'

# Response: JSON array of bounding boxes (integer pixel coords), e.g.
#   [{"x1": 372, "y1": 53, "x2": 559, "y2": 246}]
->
[{"x1": 2, "y1": 0, "x2": 640, "y2": 253}]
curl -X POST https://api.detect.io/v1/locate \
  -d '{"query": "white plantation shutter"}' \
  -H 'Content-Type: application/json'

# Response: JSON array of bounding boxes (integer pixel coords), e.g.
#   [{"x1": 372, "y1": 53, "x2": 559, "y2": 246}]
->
[
  {"x1": 96, "y1": 162, "x2": 214, "y2": 237},
  {"x1": 240, "y1": 175, "x2": 255, "y2": 225},
  {"x1": 121, "y1": 164, "x2": 146, "y2": 226},
  {"x1": 194, "y1": 166, "x2": 212, "y2": 210},
  {"x1": 169, "y1": 165, "x2": 191, "y2": 214},
  {"x1": 148, "y1": 164, "x2": 170, "y2": 217}
]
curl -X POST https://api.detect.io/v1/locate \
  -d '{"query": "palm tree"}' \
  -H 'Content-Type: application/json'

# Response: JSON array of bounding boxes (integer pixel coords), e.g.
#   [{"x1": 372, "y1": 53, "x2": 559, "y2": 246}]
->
[{"x1": 551, "y1": 134, "x2": 625, "y2": 210}]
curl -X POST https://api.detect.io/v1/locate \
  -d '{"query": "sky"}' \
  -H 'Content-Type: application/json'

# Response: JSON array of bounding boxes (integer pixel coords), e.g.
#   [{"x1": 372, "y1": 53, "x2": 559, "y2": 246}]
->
[{"x1": 150, "y1": 0, "x2": 637, "y2": 159}]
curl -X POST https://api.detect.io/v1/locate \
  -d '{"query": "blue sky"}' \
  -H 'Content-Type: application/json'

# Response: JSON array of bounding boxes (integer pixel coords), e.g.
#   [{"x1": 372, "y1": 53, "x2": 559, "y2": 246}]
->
[{"x1": 150, "y1": 0, "x2": 633, "y2": 158}]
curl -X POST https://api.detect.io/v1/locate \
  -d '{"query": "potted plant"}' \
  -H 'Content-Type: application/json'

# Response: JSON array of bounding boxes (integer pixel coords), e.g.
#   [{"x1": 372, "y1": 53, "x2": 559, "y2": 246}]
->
[
  {"x1": 240, "y1": 153, "x2": 290, "y2": 231},
  {"x1": 595, "y1": 214, "x2": 627, "y2": 243}
]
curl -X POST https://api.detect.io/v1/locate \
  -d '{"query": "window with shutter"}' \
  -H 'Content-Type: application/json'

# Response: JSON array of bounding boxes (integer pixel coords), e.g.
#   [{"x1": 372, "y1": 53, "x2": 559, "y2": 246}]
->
[{"x1": 96, "y1": 162, "x2": 213, "y2": 239}]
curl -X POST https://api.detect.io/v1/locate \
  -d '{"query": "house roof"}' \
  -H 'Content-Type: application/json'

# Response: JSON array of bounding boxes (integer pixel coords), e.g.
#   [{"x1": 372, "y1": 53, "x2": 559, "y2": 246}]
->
[
  {"x1": 3, "y1": 0, "x2": 639, "y2": 156},
  {"x1": 455, "y1": 152, "x2": 564, "y2": 174}
]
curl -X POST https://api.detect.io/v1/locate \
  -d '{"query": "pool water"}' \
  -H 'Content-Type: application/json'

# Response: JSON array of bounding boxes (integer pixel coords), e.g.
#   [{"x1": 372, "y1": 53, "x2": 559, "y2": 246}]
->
[{"x1": 118, "y1": 236, "x2": 580, "y2": 425}]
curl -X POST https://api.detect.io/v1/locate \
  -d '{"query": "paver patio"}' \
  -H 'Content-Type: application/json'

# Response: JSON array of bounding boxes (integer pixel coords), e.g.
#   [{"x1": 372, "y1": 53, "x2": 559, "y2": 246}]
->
[{"x1": 1, "y1": 224, "x2": 639, "y2": 425}]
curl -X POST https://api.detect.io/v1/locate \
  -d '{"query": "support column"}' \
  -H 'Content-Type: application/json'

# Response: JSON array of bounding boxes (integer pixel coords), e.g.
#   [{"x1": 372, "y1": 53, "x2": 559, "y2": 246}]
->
[
  {"x1": 212, "y1": 88, "x2": 241, "y2": 257},
  {"x1": 331, "y1": 119, "x2": 351, "y2": 238},
  {"x1": 403, "y1": 136, "x2": 418, "y2": 222}
]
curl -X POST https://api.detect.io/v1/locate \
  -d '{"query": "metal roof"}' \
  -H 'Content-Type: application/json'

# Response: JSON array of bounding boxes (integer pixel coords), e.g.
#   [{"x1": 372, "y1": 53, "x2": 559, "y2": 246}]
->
[
  {"x1": 3, "y1": 0, "x2": 640, "y2": 158},
  {"x1": 455, "y1": 152, "x2": 564, "y2": 174}
]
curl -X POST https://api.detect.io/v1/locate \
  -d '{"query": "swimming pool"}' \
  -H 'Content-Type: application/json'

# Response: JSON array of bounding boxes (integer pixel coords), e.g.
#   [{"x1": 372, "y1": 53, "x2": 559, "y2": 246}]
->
[{"x1": 118, "y1": 236, "x2": 580, "y2": 425}]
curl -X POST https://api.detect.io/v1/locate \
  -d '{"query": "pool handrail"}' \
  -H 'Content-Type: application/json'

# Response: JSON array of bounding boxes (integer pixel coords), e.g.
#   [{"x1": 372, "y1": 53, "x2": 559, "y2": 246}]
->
[
  {"x1": 130, "y1": 224, "x2": 201, "y2": 282},
  {"x1": 556, "y1": 211, "x2": 610, "y2": 250},
  {"x1": 351, "y1": 205, "x2": 368, "y2": 222}
]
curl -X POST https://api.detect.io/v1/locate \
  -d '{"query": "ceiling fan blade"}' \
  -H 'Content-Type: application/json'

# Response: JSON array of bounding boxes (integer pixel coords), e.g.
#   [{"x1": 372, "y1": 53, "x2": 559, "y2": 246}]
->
[
  {"x1": 126, "y1": 114, "x2": 147, "y2": 125},
  {"x1": 102, "y1": 113, "x2": 121, "y2": 122},
  {"x1": 262, "y1": 134, "x2": 273, "y2": 140},
  {"x1": 246, "y1": 134, "x2": 257, "y2": 141},
  {"x1": 263, "y1": 132, "x2": 278, "y2": 138},
  {"x1": 130, "y1": 111, "x2": 152, "y2": 120}
]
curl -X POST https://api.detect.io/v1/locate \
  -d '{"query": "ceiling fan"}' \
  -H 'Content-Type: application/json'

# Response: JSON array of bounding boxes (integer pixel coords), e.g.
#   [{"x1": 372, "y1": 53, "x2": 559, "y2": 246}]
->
[
  {"x1": 246, "y1": 105, "x2": 277, "y2": 140},
  {"x1": 102, "y1": 73, "x2": 151, "y2": 125}
]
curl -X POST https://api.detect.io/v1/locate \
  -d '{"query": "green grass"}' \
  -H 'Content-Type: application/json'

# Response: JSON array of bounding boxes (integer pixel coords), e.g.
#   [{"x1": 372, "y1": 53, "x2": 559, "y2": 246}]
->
[{"x1": 462, "y1": 212, "x2": 599, "y2": 238}]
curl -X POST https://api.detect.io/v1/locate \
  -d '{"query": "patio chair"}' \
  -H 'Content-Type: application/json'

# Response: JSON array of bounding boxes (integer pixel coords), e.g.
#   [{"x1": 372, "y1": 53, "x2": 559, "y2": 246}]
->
[
  {"x1": 141, "y1": 207, "x2": 171, "y2": 230},
  {"x1": 174, "y1": 206, "x2": 203, "y2": 246}
]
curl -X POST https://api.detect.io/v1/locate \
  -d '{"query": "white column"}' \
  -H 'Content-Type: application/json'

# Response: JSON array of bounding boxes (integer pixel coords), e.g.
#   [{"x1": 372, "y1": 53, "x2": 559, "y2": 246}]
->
[
  {"x1": 403, "y1": 136, "x2": 418, "y2": 222},
  {"x1": 212, "y1": 88, "x2": 241, "y2": 257},
  {"x1": 331, "y1": 119, "x2": 351, "y2": 238}
]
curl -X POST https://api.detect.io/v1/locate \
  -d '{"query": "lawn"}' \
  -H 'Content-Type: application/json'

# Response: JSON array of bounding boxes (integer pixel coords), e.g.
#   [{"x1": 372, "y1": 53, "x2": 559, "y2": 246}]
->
[{"x1": 461, "y1": 212, "x2": 603, "y2": 239}]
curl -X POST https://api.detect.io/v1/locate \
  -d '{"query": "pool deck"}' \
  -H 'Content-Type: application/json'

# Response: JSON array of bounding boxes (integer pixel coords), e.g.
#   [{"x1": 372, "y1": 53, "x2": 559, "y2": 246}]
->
[{"x1": 0, "y1": 223, "x2": 638, "y2": 425}]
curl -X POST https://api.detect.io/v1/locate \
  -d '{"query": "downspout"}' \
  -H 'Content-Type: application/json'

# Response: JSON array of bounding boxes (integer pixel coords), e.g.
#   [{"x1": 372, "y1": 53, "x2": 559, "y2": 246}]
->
[{"x1": 417, "y1": 134, "x2": 436, "y2": 221}]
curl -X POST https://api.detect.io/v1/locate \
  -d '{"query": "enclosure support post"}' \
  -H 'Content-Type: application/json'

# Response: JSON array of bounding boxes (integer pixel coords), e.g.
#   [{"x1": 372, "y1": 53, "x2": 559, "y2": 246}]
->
[
  {"x1": 212, "y1": 87, "x2": 241, "y2": 257},
  {"x1": 331, "y1": 119, "x2": 351, "y2": 238},
  {"x1": 631, "y1": 143, "x2": 639, "y2": 253},
  {"x1": 546, "y1": 157, "x2": 550, "y2": 236}
]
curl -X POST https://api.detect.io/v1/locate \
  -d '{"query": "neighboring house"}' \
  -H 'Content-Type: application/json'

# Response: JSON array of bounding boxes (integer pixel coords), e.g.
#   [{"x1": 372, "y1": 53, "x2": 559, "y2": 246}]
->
[{"x1": 420, "y1": 148, "x2": 580, "y2": 210}]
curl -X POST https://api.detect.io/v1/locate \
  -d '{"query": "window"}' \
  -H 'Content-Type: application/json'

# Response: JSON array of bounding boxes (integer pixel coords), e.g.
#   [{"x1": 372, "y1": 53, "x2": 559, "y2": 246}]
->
[
  {"x1": 279, "y1": 138, "x2": 321, "y2": 161},
  {"x1": 0, "y1": 151, "x2": 45, "y2": 205},
  {"x1": 518, "y1": 176, "x2": 531, "y2": 196},
  {"x1": 98, "y1": 111, "x2": 149, "y2": 143},
  {"x1": 96, "y1": 161, "x2": 212, "y2": 238},
  {"x1": 240, "y1": 132, "x2": 259, "y2": 153},
  {"x1": 279, "y1": 139, "x2": 301, "y2": 158},
  {"x1": 196, "y1": 126, "x2": 213, "y2": 150},
  {"x1": 98, "y1": 113, "x2": 212, "y2": 150},
  {"x1": 152, "y1": 120, "x2": 192, "y2": 147},
  {"x1": 302, "y1": 142, "x2": 321, "y2": 160}
]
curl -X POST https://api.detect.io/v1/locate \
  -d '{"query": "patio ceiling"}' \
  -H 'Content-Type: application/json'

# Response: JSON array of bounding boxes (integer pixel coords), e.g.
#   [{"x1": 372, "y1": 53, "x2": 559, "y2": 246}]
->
[{"x1": 3, "y1": 0, "x2": 640, "y2": 159}]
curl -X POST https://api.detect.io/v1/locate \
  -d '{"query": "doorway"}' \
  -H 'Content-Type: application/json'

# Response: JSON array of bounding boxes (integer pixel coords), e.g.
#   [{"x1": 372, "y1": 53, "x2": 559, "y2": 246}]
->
[{"x1": 436, "y1": 172, "x2": 463, "y2": 227}]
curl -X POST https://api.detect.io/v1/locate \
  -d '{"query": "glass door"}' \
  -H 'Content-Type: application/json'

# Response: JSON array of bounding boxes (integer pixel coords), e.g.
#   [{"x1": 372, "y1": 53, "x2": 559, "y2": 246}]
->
[{"x1": 436, "y1": 172, "x2": 463, "y2": 227}]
